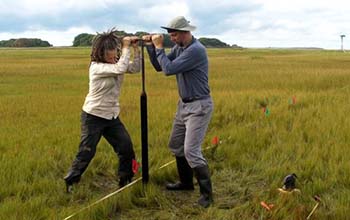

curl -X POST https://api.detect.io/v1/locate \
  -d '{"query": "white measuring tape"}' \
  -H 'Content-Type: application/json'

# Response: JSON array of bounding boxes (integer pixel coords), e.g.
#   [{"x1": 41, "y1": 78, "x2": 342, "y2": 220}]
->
[{"x1": 63, "y1": 177, "x2": 142, "y2": 220}]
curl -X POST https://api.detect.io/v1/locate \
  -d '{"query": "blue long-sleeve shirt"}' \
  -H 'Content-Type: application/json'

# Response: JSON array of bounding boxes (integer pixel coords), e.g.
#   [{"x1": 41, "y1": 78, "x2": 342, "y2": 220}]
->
[{"x1": 146, "y1": 37, "x2": 210, "y2": 100}]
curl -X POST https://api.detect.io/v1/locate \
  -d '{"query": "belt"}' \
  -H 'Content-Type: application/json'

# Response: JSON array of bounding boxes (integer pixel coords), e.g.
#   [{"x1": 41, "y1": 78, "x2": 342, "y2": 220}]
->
[{"x1": 181, "y1": 95, "x2": 210, "y2": 103}]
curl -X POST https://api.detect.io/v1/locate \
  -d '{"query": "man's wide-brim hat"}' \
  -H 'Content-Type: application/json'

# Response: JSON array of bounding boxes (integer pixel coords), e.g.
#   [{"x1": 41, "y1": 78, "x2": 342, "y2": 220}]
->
[{"x1": 161, "y1": 16, "x2": 196, "y2": 32}]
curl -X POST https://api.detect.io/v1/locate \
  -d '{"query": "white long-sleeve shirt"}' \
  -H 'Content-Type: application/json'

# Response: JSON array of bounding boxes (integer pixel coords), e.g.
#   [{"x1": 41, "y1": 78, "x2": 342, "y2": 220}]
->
[{"x1": 82, "y1": 48, "x2": 140, "y2": 119}]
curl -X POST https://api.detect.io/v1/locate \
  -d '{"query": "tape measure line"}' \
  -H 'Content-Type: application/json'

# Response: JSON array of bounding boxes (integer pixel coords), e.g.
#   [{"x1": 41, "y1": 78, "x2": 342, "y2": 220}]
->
[{"x1": 63, "y1": 177, "x2": 142, "y2": 220}]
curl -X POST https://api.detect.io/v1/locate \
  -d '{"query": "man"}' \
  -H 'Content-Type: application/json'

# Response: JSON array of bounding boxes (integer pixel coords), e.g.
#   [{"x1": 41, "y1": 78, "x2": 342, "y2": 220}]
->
[{"x1": 142, "y1": 16, "x2": 214, "y2": 208}]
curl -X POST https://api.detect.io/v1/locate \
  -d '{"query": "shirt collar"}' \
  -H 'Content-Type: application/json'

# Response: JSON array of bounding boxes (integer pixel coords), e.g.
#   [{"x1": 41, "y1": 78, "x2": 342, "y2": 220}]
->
[{"x1": 182, "y1": 36, "x2": 196, "y2": 49}]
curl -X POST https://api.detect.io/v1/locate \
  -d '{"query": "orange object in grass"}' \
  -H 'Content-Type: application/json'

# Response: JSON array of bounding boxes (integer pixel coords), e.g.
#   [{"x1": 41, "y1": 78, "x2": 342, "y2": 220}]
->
[
  {"x1": 260, "y1": 201, "x2": 272, "y2": 211},
  {"x1": 212, "y1": 136, "x2": 219, "y2": 145}
]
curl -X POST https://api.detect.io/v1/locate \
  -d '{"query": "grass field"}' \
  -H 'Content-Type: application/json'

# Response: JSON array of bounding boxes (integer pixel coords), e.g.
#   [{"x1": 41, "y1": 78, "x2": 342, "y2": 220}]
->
[{"x1": 0, "y1": 47, "x2": 350, "y2": 220}]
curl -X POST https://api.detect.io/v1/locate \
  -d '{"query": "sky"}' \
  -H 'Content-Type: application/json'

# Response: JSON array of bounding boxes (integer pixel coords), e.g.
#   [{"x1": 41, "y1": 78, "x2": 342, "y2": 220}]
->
[{"x1": 0, "y1": 0, "x2": 349, "y2": 49}]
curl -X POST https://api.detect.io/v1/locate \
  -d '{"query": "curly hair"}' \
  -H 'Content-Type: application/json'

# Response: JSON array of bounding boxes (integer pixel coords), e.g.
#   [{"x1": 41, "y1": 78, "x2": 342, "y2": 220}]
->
[{"x1": 90, "y1": 28, "x2": 122, "y2": 63}]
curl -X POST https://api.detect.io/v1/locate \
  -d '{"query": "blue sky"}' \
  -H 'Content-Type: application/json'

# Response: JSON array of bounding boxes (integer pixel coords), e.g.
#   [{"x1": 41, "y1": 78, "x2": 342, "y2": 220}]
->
[{"x1": 0, "y1": 0, "x2": 349, "y2": 48}]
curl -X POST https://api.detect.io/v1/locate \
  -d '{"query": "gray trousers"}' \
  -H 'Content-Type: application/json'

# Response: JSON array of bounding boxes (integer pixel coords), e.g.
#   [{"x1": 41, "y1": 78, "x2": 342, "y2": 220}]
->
[{"x1": 168, "y1": 97, "x2": 213, "y2": 168}]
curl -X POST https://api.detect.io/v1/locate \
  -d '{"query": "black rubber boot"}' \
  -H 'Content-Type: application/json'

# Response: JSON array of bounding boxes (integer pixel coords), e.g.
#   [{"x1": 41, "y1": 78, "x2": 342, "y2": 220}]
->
[
  {"x1": 63, "y1": 170, "x2": 81, "y2": 193},
  {"x1": 166, "y1": 157, "x2": 194, "y2": 191},
  {"x1": 118, "y1": 171, "x2": 134, "y2": 188},
  {"x1": 193, "y1": 165, "x2": 213, "y2": 208}
]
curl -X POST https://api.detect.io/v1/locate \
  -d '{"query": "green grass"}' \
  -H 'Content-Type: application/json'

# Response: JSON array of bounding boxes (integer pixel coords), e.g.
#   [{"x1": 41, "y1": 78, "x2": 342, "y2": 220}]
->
[{"x1": 0, "y1": 47, "x2": 350, "y2": 219}]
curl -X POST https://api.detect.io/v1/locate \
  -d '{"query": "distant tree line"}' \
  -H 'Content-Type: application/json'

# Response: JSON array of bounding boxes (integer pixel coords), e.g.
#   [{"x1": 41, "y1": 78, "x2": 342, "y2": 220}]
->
[
  {"x1": 0, "y1": 31, "x2": 241, "y2": 48},
  {"x1": 73, "y1": 31, "x2": 238, "y2": 48},
  {"x1": 198, "y1": 38, "x2": 230, "y2": 48},
  {"x1": 0, "y1": 38, "x2": 52, "y2": 47}
]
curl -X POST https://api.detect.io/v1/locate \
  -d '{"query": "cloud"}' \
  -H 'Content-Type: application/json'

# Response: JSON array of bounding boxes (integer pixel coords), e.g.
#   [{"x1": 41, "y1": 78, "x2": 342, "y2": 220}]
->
[
  {"x1": 137, "y1": 1, "x2": 190, "y2": 26},
  {"x1": 205, "y1": 0, "x2": 350, "y2": 48},
  {"x1": 1, "y1": 0, "x2": 134, "y2": 32},
  {"x1": 0, "y1": 0, "x2": 349, "y2": 48},
  {"x1": 187, "y1": 1, "x2": 262, "y2": 35},
  {"x1": 2, "y1": 0, "x2": 130, "y2": 16},
  {"x1": 0, "y1": 26, "x2": 94, "y2": 46}
]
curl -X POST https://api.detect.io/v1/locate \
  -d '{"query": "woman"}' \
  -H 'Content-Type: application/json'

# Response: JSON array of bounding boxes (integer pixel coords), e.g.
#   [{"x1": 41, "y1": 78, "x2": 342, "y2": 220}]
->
[{"x1": 64, "y1": 29, "x2": 140, "y2": 192}]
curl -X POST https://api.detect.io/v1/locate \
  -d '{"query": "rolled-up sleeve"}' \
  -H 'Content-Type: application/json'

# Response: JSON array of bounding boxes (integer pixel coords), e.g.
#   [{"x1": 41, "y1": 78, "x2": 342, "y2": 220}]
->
[
  {"x1": 126, "y1": 50, "x2": 141, "y2": 73},
  {"x1": 90, "y1": 48, "x2": 131, "y2": 77}
]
